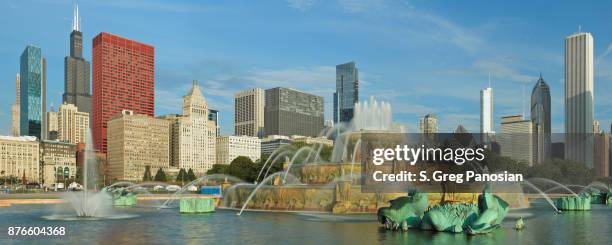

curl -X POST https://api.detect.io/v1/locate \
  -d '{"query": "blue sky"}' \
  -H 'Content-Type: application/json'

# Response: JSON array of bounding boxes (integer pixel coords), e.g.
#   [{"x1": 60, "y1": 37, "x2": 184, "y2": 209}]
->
[{"x1": 1, "y1": 0, "x2": 611, "y2": 135}]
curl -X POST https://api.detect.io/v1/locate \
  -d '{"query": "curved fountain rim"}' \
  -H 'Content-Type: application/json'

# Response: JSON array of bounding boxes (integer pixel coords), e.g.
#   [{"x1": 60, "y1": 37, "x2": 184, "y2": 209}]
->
[{"x1": 41, "y1": 213, "x2": 140, "y2": 221}]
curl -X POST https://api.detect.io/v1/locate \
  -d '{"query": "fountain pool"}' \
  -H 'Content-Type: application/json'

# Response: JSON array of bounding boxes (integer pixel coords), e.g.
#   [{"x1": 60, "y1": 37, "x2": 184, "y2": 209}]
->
[{"x1": 1, "y1": 201, "x2": 611, "y2": 244}]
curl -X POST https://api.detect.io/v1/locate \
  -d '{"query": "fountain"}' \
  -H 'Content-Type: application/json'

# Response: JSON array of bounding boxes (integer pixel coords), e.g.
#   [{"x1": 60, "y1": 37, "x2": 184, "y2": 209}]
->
[
  {"x1": 225, "y1": 97, "x2": 508, "y2": 215},
  {"x1": 43, "y1": 129, "x2": 134, "y2": 220},
  {"x1": 218, "y1": 96, "x2": 608, "y2": 232}
]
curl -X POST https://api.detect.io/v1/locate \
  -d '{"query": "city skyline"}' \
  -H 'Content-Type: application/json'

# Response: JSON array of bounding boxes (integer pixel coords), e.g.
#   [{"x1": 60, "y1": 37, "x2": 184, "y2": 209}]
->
[{"x1": 2, "y1": 1, "x2": 612, "y2": 135}]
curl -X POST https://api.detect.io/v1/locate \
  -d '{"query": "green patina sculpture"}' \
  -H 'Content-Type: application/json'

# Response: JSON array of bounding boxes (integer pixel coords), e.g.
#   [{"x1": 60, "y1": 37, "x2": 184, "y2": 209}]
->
[
  {"x1": 467, "y1": 186, "x2": 509, "y2": 234},
  {"x1": 180, "y1": 197, "x2": 216, "y2": 213},
  {"x1": 607, "y1": 190, "x2": 612, "y2": 205},
  {"x1": 582, "y1": 188, "x2": 606, "y2": 204},
  {"x1": 377, "y1": 191, "x2": 428, "y2": 230},
  {"x1": 515, "y1": 217, "x2": 525, "y2": 230},
  {"x1": 377, "y1": 186, "x2": 509, "y2": 234},
  {"x1": 420, "y1": 203, "x2": 479, "y2": 233},
  {"x1": 555, "y1": 194, "x2": 591, "y2": 211},
  {"x1": 110, "y1": 188, "x2": 137, "y2": 206}
]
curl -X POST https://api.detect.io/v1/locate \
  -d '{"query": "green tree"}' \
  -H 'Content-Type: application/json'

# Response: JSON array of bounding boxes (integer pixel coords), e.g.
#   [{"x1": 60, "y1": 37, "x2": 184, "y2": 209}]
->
[
  {"x1": 228, "y1": 156, "x2": 257, "y2": 182},
  {"x1": 318, "y1": 144, "x2": 333, "y2": 162},
  {"x1": 154, "y1": 168, "x2": 167, "y2": 182},
  {"x1": 207, "y1": 164, "x2": 230, "y2": 175},
  {"x1": 187, "y1": 168, "x2": 197, "y2": 181},
  {"x1": 143, "y1": 166, "x2": 153, "y2": 181},
  {"x1": 522, "y1": 158, "x2": 596, "y2": 190},
  {"x1": 176, "y1": 168, "x2": 186, "y2": 183}
]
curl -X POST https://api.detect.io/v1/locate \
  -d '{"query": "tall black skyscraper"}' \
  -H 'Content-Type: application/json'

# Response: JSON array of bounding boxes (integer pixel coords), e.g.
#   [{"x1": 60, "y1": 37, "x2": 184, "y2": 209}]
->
[
  {"x1": 531, "y1": 74, "x2": 551, "y2": 164},
  {"x1": 63, "y1": 4, "x2": 91, "y2": 119},
  {"x1": 264, "y1": 87, "x2": 324, "y2": 137},
  {"x1": 334, "y1": 62, "x2": 359, "y2": 124}
]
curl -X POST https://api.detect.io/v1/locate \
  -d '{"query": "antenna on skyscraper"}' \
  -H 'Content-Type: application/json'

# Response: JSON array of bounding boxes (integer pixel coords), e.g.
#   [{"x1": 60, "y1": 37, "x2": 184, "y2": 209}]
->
[
  {"x1": 72, "y1": 2, "x2": 80, "y2": 32},
  {"x1": 488, "y1": 72, "x2": 491, "y2": 88},
  {"x1": 578, "y1": 25, "x2": 582, "y2": 33}
]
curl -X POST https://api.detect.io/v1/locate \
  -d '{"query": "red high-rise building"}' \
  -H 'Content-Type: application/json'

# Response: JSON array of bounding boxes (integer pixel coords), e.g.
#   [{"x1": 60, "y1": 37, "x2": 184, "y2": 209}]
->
[{"x1": 92, "y1": 32, "x2": 154, "y2": 153}]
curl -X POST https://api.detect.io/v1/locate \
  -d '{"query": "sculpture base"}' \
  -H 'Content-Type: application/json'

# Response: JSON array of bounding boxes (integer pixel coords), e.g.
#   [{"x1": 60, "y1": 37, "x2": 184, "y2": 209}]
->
[
  {"x1": 114, "y1": 194, "x2": 137, "y2": 206},
  {"x1": 555, "y1": 196, "x2": 591, "y2": 211},
  {"x1": 180, "y1": 197, "x2": 216, "y2": 213}
]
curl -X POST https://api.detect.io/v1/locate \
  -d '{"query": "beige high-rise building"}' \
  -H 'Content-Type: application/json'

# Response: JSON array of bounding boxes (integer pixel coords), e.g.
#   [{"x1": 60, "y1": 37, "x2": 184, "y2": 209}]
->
[
  {"x1": 107, "y1": 110, "x2": 170, "y2": 181},
  {"x1": 47, "y1": 107, "x2": 58, "y2": 139},
  {"x1": 593, "y1": 120, "x2": 601, "y2": 134},
  {"x1": 420, "y1": 114, "x2": 438, "y2": 144},
  {"x1": 11, "y1": 74, "x2": 20, "y2": 137},
  {"x1": 565, "y1": 31, "x2": 594, "y2": 167},
  {"x1": 216, "y1": 135, "x2": 261, "y2": 165},
  {"x1": 57, "y1": 103, "x2": 89, "y2": 144},
  {"x1": 235, "y1": 88, "x2": 264, "y2": 137},
  {"x1": 40, "y1": 140, "x2": 76, "y2": 188},
  {"x1": 498, "y1": 115, "x2": 534, "y2": 166},
  {"x1": 419, "y1": 114, "x2": 438, "y2": 134},
  {"x1": 0, "y1": 136, "x2": 39, "y2": 183},
  {"x1": 161, "y1": 81, "x2": 216, "y2": 175}
]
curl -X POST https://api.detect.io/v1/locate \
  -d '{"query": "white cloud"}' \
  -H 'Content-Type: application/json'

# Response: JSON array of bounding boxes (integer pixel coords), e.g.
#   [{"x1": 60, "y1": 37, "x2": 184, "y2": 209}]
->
[
  {"x1": 155, "y1": 65, "x2": 337, "y2": 134},
  {"x1": 248, "y1": 66, "x2": 335, "y2": 92},
  {"x1": 155, "y1": 85, "x2": 189, "y2": 113},
  {"x1": 89, "y1": 0, "x2": 214, "y2": 13},
  {"x1": 286, "y1": 0, "x2": 316, "y2": 11},
  {"x1": 438, "y1": 113, "x2": 480, "y2": 133},
  {"x1": 336, "y1": 0, "x2": 386, "y2": 13},
  {"x1": 472, "y1": 60, "x2": 536, "y2": 83},
  {"x1": 413, "y1": 11, "x2": 484, "y2": 53},
  {"x1": 596, "y1": 42, "x2": 612, "y2": 64},
  {"x1": 392, "y1": 102, "x2": 439, "y2": 116}
]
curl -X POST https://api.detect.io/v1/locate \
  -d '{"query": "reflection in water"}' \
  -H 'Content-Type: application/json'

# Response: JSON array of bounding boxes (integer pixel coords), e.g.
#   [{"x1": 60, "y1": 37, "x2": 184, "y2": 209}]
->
[{"x1": 0, "y1": 203, "x2": 611, "y2": 244}]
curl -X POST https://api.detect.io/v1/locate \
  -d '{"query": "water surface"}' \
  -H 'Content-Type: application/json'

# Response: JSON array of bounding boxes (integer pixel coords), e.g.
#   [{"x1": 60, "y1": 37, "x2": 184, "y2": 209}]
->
[{"x1": 0, "y1": 202, "x2": 610, "y2": 244}]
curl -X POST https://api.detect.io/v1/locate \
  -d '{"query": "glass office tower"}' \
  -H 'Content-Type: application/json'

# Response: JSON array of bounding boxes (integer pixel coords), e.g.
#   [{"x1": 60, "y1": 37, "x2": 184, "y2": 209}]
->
[
  {"x1": 531, "y1": 75, "x2": 551, "y2": 164},
  {"x1": 20, "y1": 45, "x2": 46, "y2": 139},
  {"x1": 334, "y1": 62, "x2": 359, "y2": 124}
]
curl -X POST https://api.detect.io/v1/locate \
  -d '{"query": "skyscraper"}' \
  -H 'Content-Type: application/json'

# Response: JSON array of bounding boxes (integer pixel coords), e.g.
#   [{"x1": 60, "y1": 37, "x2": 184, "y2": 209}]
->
[
  {"x1": 334, "y1": 62, "x2": 359, "y2": 124},
  {"x1": 57, "y1": 103, "x2": 90, "y2": 144},
  {"x1": 208, "y1": 109, "x2": 220, "y2": 137},
  {"x1": 235, "y1": 88, "x2": 265, "y2": 137},
  {"x1": 480, "y1": 82, "x2": 493, "y2": 140},
  {"x1": 92, "y1": 32, "x2": 154, "y2": 153},
  {"x1": 565, "y1": 31, "x2": 594, "y2": 167},
  {"x1": 20, "y1": 45, "x2": 46, "y2": 140},
  {"x1": 168, "y1": 81, "x2": 217, "y2": 174},
  {"x1": 531, "y1": 74, "x2": 551, "y2": 164},
  {"x1": 420, "y1": 113, "x2": 438, "y2": 143},
  {"x1": 107, "y1": 110, "x2": 169, "y2": 181},
  {"x1": 265, "y1": 87, "x2": 324, "y2": 137},
  {"x1": 11, "y1": 73, "x2": 20, "y2": 136},
  {"x1": 419, "y1": 114, "x2": 438, "y2": 134},
  {"x1": 63, "y1": 4, "x2": 92, "y2": 119},
  {"x1": 46, "y1": 106, "x2": 58, "y2": 140},
  {"x1": 499, "y1": 115, "x2": 535, "y2": 166}
]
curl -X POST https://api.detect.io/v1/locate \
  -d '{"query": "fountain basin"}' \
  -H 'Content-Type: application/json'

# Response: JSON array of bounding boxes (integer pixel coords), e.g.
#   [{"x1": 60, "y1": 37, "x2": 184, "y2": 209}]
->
[
  {"x1": 114, "y1": 194, "x2": 137, "y2": 206},
  {"x1": 180, "y1": 197, "x2": 216, "y2": 213},
  {"x1": 106, "y1": 188, "x2": 138, "y2": 206},
  {"x1": 555, "y1": 195, "x2": 591, "y2": 211},
  {"x1": 227, "y1": 160, "x2": 527, "y2": 214}
]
